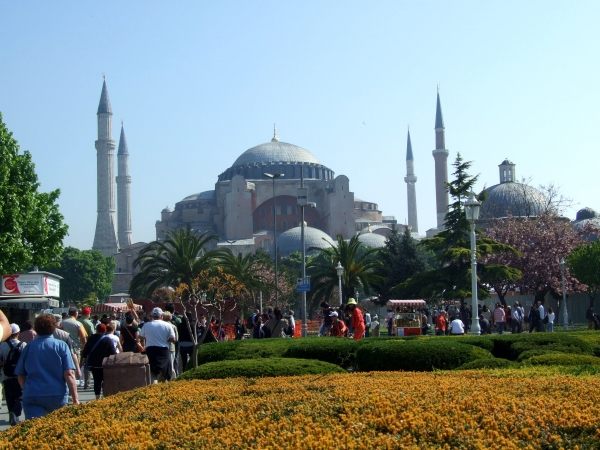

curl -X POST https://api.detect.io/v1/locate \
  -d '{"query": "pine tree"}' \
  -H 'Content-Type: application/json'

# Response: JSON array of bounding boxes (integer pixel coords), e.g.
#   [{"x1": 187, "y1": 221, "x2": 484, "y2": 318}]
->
[{"x1": 396, "y1": 153, "x2": 521, "y2": 302}]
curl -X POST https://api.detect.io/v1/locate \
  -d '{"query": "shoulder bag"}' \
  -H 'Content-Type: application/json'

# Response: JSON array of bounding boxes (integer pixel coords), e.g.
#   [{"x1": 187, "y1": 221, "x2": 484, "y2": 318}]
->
[{"x1": 125, "y1": 326, "x2": 145, "y2": 353}]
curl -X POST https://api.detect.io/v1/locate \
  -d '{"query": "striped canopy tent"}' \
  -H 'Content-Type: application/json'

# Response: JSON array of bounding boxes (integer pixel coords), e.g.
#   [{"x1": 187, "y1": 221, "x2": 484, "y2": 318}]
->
[
  {"x1": 386, "y1": 299, "x2": 426, "y2": 308},
  {"x1": 91, "y1": 303, "x2": 143, "y2": 313}
]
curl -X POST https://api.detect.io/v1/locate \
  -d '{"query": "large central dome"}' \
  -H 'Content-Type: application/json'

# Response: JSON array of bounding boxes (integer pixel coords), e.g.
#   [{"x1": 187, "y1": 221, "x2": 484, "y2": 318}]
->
[
  {"x1": 232, "y1": 141, "x2": 320, "y2": 167},
  {"x1": 217, "y1": 131, "x2": 334, "y2": 182}
]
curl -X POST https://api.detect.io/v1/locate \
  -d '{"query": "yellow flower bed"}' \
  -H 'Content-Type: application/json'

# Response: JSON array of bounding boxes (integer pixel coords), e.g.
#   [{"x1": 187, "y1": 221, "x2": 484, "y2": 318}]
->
[{"x1": 2, "y1": 370, "x2": 600, "y2": 449}]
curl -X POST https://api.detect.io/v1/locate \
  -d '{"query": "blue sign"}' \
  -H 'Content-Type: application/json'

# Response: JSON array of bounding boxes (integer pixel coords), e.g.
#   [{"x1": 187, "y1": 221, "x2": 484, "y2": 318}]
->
[{"x1": 296, "y1": 277, "x2": 310, "y2": 292}]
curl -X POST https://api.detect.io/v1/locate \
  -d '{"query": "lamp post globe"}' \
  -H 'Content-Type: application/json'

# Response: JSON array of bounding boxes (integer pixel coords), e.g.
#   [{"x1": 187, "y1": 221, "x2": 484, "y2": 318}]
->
[
  {"x1": 336, "y1": 261, "x2": 344, "y2": 306},
  {"x1": 464, "y1": 192, "x2": 481, "y2": 335}
]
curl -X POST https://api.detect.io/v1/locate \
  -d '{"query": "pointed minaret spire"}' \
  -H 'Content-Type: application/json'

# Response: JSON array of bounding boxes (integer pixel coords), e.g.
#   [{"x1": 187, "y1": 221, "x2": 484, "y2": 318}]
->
[
  {"x1": 432, "y1": 87, "x2": 450, "y2": 231},
  {"x1": 404, "y1": 128, "x2": 418, "y2": 233},
  {"x1": 97, "y1": 78, "x2": 112, "y2": 115},
  {"x1": 271, "y1": 123, "x2": 280, "y2": 142},
  {"x1": 93, "y1": 78, "x2": 119, "y2": 256},
  {"x1": 117, "y1": 122, "x2": 132, "y2": 248}
]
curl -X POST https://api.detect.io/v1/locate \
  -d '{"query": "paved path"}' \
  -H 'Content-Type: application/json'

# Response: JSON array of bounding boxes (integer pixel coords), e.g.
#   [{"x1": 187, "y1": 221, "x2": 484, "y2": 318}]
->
[{"x1": 0, "y1": 384, "x2": 98, "y2": 432}]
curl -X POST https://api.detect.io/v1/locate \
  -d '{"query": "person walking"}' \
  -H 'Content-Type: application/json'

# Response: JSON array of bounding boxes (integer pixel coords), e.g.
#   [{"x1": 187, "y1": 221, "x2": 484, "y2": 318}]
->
[
  {"x1": 529, "y1": 305, "x2": 541, "y2": 333},
  {"x1": 177, "y1": 312, "x2": 194, "y2": 372},
  {"x1": 264, "y1": 308, "x2": 289, "y2": 338},
  {"x1": 0, "y1": 324, "x2": 26, "y2": 425},
  {"x1": 120, "y1": 312, "x2": 141, "y2": 353},
  {"x1": 493, "y1": 303, "x2": 506, "y2": 334},
  {"x1": 18, "y1": 321, "x2": 36, "y2": 344},
  {"x1": 81, "y1": 323, "x2": 117, "y2": 400},
  {"x1": 370, "y1": 315, "x2": 380, "y2": 337},
  {"x1": 14, "y1": 314, "x2": 79, "y2": 419},
  {"x1": 162, "y1": 312, "x2": 179, "y2": 376},
  {"x1": 364, "y1": 310, "x2": 371, "y2": 338},
  {"x1": 546, "y1": 308, "x2": 555, "y2": 332},
  {"x1": 61, "y1": 307, "x2": 87, "y2": 386},
  {"x1": 139, "y1": 308, "x2": 176, "y2": 383},
  {"x1": 346, "y1": 298, "x2": 365, "y2": 340}
]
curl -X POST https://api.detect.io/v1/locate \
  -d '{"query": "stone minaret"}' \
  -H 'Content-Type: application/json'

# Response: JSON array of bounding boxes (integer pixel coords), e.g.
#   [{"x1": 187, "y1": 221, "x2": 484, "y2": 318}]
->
[
  {"x1": 117, "y1": 122, "x2": 132, "y2": 248},
  {"x1": 432, "y1": 88, "x2": 450, "y2": 229},
  {"x1": 92, "y1": 78, "x2": 119, "y2": 256},
  {"x1": 404, "y1": 128, "x2": 418, "y2": 233}
]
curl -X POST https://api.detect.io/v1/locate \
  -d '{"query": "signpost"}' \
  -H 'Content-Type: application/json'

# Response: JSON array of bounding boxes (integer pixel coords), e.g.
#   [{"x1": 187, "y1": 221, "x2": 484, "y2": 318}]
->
[{"x1": 296, "y1": 277, "x2": 310, "y2": 292}]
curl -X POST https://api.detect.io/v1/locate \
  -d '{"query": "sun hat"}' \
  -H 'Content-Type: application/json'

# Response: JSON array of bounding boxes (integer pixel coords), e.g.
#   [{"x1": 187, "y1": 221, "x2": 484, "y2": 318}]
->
[
  {"x1": 9, "y1": 324, "x2": 20, "y2": 334},
  {"x1": 346, "y1": 298, "x2": 357, "y2": 305}
]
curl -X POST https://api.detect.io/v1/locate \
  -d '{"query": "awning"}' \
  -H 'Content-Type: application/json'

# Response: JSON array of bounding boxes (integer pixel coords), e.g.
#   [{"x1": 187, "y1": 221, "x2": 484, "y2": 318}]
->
[
  {"x1": 386, "y1": 299, "x2": 427, "y2": 308},
  {"x1": 91, "y1": 303, "x2": 143, "y2": 313},
  {"x1": 0, "y1": 298, "x2": 60, "y2": 310}
]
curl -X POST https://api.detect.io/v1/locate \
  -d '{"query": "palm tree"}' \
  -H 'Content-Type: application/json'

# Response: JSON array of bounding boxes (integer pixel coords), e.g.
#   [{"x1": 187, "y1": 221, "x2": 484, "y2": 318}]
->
[
  {"x1": 307, "y1": 235, "x2": 383, "y2": 307},
  {"x1": 216, "y1": 250, "x2": 273, "y2": 304},
  {"x1": 129, "y1": 225, "x2": 223, "y2": 297}
]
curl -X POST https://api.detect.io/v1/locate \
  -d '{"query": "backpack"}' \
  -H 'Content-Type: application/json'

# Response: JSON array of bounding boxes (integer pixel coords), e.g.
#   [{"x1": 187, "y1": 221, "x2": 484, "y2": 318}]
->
[
  {"x1": 3, "y1": 341, "x2": 24, "y2": 377},
  {"x1": 262, "y1": 324, "x2": 273, "y2": 338}
]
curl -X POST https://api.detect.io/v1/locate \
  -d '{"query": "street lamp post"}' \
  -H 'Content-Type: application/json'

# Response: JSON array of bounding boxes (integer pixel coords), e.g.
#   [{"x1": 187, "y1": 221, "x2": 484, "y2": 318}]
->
[
  {"x1": 264, "y1": 172, "x2": 284, "y2": 308},
  {"x1": 336, "y1": 261, "x2": 344, "y2": 306},
  {"x1": 559, "y1": 258, "x2": 569, "y2": 331},
  {"x1": 464, "y1": 192, "x2": 481, "y2": 335}
]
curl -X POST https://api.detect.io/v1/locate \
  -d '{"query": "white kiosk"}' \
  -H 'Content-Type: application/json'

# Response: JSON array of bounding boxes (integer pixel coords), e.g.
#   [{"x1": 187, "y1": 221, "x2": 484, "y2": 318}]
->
[{"x1": 0, "y1": 271, "x2": 62, "y2": 323}]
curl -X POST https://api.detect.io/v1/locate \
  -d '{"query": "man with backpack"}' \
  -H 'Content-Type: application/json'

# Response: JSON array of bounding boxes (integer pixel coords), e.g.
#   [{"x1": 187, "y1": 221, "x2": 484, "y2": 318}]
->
[{"x1": 0, "y1": 324, "x2": 26, "y2": 426}]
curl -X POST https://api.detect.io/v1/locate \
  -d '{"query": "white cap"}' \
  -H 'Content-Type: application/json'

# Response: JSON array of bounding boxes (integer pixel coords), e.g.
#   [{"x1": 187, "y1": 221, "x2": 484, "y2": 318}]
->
[
  {"x1": 329, "y1": 311, "x2": 338, "y2": 317},
  {"x1": 10, "y1": 324, "x2": 20, "y2": 334},
  {"x1": 151, "y1": 307, "x2": 164, "y2": 317}
]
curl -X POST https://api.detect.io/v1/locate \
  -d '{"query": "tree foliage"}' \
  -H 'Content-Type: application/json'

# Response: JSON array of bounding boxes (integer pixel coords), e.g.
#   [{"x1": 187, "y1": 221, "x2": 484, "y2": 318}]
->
[
  {"x1": 46, "y1": 247, "x2": 115, "y2": 306},
  {"x1": 129, "y1": 224, "x2": 222, "y2": 297},
  {"x1": 567, "y1": 240, "x2": 600, "y2": 307},
  {"x1": 0, "y1": 112, "x2": 68, "y2": 273},
  {"x1": 375, "y1": 226, "x2": 432, "y2": 304},
  {"x1": 307, "y1": 235, "x2": 383, "y2": 307},
  {"x1": 484, "y1": 213, "x2": 588, "y2": 305},
  {"x1": 397, "y1": 153, "x2": 521, "y2": 302}
]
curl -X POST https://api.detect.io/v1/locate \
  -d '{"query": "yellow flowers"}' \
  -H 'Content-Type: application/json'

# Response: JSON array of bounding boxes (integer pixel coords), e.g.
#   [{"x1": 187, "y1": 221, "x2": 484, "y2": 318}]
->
[{"x1": 1, "y1": 369, "x2": 599, "y2": 449}]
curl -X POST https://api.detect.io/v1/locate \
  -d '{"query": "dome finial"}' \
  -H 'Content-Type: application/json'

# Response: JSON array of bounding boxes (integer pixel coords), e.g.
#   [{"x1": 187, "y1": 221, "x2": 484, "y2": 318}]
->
[
  {"x1": 367, "y1": 221, "x2": 372, "y2": 233},
  {"x1": 272, "y1": 123, "x2": 280, "y2": 142},
  {"x1": 103, "y1": 72, "x2": 106, "y2": 81}
]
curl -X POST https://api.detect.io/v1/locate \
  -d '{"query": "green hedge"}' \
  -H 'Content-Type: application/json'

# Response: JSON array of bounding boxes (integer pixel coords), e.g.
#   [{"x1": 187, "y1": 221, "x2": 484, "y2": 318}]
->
[
  {"x1": 355, "y1": 339, "x2": 491, "y2": 372},
  {"x1": 457, "y1": 358, "x2": 519, "y2": 370},
  {"x1": 177, "y1": 357, "x2": 345, "y2": 380},
  {"x1": 523, "y1": 353, "x2": 600, "y2": 366},
  {"x1": 516, "y1": 349, "x2": 563, "y2": 362},
  {"x1": 286, "y1": 338, "x2": 365, "y2": 368}
]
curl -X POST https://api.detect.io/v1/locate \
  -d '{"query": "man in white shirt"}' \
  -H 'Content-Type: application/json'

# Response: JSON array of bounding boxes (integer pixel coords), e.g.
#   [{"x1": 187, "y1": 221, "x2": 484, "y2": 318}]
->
[
  {"x1": 140, "y1": 308, "x2": 176, "y2": 382},
  {"x1": 449, "y1": 318, "x2": 465, "y2": 335}
]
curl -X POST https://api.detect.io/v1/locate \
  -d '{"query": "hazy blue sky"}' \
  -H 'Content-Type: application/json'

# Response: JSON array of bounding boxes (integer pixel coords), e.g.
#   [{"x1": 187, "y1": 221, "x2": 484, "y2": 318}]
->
[{"x1": 1, "y1": 1, "x2": 598, "y2": 249}]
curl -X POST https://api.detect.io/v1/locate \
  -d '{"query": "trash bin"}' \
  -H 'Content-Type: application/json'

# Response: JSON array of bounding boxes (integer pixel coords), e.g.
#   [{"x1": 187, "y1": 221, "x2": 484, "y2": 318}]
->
[{"x1": 102, "y1": 352, "x2": 151, "y2": 396}]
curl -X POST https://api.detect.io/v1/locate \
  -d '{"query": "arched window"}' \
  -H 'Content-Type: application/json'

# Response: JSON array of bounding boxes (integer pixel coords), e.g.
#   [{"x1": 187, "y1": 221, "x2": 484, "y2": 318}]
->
[
  {"x1": 260, "y1": 221, "x2": 266, "y2": 230},
  {"x1": 280, "y1": 200, "x2": 287, "y2": 215},
  {"x1": 260, "y1": 207, "x2": 266, "y2": 217},
  {"x1": 282, "y1": 220, "x2": 288, "y2": 231}
]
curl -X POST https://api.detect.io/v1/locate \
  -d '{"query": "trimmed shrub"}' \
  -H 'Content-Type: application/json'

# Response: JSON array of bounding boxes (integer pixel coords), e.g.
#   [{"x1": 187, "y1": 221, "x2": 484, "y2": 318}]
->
[
  {"x1": 286, "y1": 338, "x2": 365, "y2": 368},
  {"x1": 505, "y1": 334, "x2": 592, "y2": 361},
  {"x1": 194, "y1": 339, "x2": 293, "y2": 367},
  {"x1": 457, "y1": 358, "x2": 519, "y2": 370},
  {"x1": 356, "y1": 339, "x2": 491, "y2": 372},
  {"x1": 516, "y1": 349, "x2": 563, "y2": 362},
  {"x1": 457, "y1": 336, "x2": 495, "y2": 353},
  {"x1": 523, "y1": 353, "x2": 600, "y2": 366},
  {"x1": 177, "y1": 357, "x2": 345, "y2": 381}
]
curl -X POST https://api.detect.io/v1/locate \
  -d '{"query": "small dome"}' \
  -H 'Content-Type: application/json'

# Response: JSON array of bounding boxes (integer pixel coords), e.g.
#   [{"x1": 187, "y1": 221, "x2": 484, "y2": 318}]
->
[
  {"x1": 277, "y1": 227, "x2": 336, "y2": 257},
  {"x1": 479, "y1": 182, "x2": 548, "y2": 219},
  {"x1": 357, "y1": 233, "x2": 386, "y2": 248},
  {"x1": 576, "y1": 207, "x2": 598, "y2": 221},
  {"x1": 161, "y1": 206, "x2": 172, "y2": 213},
  {"x1": 180, "y1": 190, "x2": 216, "y2": 203},
  {"x1": 232, "y1": 141, "x2": 320, "y2": 167}
]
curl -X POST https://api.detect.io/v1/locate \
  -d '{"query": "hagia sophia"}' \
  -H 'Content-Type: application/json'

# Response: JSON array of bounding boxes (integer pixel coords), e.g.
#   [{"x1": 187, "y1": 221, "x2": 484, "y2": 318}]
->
[{"x1": 89, "y1": 79, "x2": 597, "y2": 294}]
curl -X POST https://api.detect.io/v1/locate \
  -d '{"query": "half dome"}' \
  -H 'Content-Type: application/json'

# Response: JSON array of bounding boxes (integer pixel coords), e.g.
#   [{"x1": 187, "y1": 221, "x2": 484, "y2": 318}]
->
[
  {"x1": 277, "y1": 227, "x2": 336, "y2": 257},
  {"x1": 357, "y1": 232, "x2": 387, "y2": 248}
]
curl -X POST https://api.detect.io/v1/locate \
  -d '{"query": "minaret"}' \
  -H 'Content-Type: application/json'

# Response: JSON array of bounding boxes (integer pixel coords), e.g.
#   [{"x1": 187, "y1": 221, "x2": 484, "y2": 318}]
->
[
  {"x1": 92, "y1": 77, "x2": 119, "y2": 256},
  {"x1": 117, "y1": 121, "x2": 132, "y2": 248},
  {"x1": 432, "y1": 87, "x2": 450, "y2": 229},
  {"x1": 404, "y1": 128, "x2": 418, "y2": 233}
]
